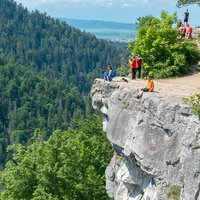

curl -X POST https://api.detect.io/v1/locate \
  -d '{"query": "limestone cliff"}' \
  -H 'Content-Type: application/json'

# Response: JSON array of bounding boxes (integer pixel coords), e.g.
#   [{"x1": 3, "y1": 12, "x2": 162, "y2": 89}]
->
[{"x1": 91, "y1": 79, "x2": 200, "y2": 200}]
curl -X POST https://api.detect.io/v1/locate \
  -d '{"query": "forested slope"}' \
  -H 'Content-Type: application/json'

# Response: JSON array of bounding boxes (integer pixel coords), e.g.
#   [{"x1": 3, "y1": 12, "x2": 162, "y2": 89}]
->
[
  {"x1": 0, "y1": 54, "x2": 91, "y2": 165},
  {"x1": 0, "y1": 0, "x2": 123, "y2": 92},
  {"x1": 0, "y1": 0, "x2": 124, "y2": 166},
  {"x1": 0, "y1": 116, "x2": 113, "y2": 199}
]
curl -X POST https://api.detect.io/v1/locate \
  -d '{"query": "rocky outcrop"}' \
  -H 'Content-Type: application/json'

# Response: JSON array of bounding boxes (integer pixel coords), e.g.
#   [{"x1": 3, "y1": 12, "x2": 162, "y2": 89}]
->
[
  {"x1": 193, "y1": 27, "x2": 200, "y2": 39},
  {"x1": 91, "y1": 79, "x2": 200, "y2": 200}
]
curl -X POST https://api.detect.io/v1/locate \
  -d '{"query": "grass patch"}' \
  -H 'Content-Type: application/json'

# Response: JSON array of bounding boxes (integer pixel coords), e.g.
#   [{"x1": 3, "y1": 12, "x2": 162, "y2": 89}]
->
[
  {"x1": 167, "y1": 185, "x2": 181, "y2": 200},
  {"x1": 120, "y1": 101, "x2": 129, "y2": 109},
  {"x1": 183, "y1": 94, "x2": 200, "y2": 120}
]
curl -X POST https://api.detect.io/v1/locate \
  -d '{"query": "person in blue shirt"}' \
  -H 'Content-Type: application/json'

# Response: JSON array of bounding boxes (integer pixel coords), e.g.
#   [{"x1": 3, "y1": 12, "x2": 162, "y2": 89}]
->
[{"x1": 102, "y1": 65, "x2": 114, "y2": 81}]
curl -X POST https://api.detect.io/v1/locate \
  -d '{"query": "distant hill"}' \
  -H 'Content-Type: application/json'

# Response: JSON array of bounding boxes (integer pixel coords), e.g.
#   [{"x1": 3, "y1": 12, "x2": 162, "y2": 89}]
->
[
  {"x1": 59, "y1": 18, "x2": 136, "y2": 30},
  {"x1": 59, "y1": 18, "x2": 137, "y2": 42}
]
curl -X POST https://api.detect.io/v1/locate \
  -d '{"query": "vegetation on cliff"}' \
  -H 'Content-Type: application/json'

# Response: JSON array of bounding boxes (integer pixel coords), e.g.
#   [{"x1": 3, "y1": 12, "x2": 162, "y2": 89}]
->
[
  {"x1": 183, "y1": 94, "x2": 200, "y2": 119},
  {"x1": 129, "y1": 10, "x2": 200, "y2": 78},
  {"x1": 167, "y1": 185, "x2": 181, "y2": 200}
]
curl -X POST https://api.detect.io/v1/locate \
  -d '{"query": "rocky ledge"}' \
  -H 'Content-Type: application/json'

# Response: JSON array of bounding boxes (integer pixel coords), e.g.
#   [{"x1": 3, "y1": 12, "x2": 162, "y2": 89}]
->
[
  {"x1": 193, "y1": 27, "x2": 200, "y2": 39},
  {"x1": 91, "y1": 78, "x2": 200, "y2": 200}
]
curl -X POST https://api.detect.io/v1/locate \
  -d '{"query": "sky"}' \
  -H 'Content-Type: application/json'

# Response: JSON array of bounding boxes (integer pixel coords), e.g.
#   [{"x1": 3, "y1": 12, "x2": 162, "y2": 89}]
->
[{"x1": 15, "y1": 0, "x2": 200, "y2": 26}]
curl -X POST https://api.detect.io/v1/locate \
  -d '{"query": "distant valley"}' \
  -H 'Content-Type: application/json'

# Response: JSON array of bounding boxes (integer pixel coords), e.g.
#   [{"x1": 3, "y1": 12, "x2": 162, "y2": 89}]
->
[{"x1": 59, "y1": 18, "x2": 137, "y2": 43}]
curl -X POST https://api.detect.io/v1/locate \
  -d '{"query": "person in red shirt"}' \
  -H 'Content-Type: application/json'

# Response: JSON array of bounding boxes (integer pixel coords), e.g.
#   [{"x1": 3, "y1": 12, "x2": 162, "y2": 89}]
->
[
  {"x1": 179, "y1": 24, "x2": 186, "y2": 38},
  {"x1": 129, "y1": 56, "x2": 137, "y2": 79},
  {"x1": 185, "y1": 24, "x2": 192, "y2": 39},
  {"x1": 136, "y1": 56, "x2": 142, "y2": 79}
]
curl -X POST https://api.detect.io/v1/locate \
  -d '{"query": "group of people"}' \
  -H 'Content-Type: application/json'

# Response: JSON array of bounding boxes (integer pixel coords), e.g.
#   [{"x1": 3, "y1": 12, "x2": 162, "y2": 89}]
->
[
  {"x1": 129, "y1": 55, "x2": 143, "y2": 79},
  {"x1": 178, "y1": 9, "x2": 192, "y2": 39},
  {"x1": 129, "y1": 55, "x2": 154, "y2": 97},
  {"x1": 178, "y1": 22, "x2": 193, "y2": 39},
  {"x1": 100, "y1": 10, "x2": 196, "y2": 99},
  {"x1": 102, "y1": 55, "x2": 154, "y2": 99}
]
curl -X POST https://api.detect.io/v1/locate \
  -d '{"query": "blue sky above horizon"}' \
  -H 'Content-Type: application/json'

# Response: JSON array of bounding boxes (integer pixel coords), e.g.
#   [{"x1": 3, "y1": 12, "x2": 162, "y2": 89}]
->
[{"x1": 15, "y1": 0, "x2": 200, "y2": 26}]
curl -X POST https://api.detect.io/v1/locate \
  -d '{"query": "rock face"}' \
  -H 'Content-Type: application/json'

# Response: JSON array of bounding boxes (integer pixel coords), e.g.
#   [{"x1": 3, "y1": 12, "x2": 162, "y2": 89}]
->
[
  {"x1": 91, "y1": 79, "x2": 200, "y2": 200},
  {"x1": 193, "y1": 28, "x2": 200, "y2": 39}
]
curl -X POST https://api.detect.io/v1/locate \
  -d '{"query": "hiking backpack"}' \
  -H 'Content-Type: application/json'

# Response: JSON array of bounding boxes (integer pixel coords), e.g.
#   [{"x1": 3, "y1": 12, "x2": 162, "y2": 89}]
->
[{"x1": 112, "y1": 70, "x2": 116, "y2": 77}]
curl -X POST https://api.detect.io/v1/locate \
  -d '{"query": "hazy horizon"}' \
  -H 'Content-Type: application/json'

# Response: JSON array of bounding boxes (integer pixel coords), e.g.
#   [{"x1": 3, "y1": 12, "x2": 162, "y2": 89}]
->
[
  {"x1": 15, "y1": 0, "x2": 200, "y2": 27},
  {"x1": 59, "y1": 18, "x2": 137, "y2": 42}
]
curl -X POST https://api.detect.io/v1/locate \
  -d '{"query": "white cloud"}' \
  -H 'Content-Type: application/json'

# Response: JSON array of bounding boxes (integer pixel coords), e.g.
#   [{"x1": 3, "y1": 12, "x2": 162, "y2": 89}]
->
[
  {"x1": 15, "y1": 0, "x2": 150, "y2": 7},
  {"x1": 142, "y1": 0, "x2": 149, "y2": 4},
  {"x1": 122, "y1": 3, "x2": 129, "y2": 7}
]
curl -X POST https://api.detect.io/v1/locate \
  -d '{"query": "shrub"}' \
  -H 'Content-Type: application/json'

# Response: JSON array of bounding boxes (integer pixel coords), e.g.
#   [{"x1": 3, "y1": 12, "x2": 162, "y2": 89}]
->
[
  {"x1": 183, "y1": 94, "x2": 200, "y2": 119},
  {"x1": 183, "y1": 42, "x2": 200, "y2": 65},
  {"x1": 172, "y1": 52, "x2": 188, "y2": 74}
]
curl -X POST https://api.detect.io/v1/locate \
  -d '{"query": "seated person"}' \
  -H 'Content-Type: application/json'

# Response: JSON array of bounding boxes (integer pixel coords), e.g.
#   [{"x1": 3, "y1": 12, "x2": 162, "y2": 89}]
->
[
  {"x1": 179, "y1": 24, "x2": 186, "y2": 37},
  {"x1": 137, "y1": 76, "x2": 154, "y2": 98},
  {"x1": 102, "y1": 65, "x2": 114, "y2": 81},
  {"x1": 103, "y1": 70, "x2": 109, "y2": 81},
  {"x1": 107, "y1": 65, "x2": 113, "y2": 81},
  {"x1": 185, "y1": 24, "x2": 192, "y2": 39}
]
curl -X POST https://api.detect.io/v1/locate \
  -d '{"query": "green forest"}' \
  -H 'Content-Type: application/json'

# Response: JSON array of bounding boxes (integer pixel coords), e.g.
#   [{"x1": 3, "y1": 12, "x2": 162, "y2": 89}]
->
[
  {"x1": 0, "y1": 54, "x2": 90, "y2": 165},
  {"x1": 0, "y1": 115, "x2": 113, "y2": 199},
  {"x1": 0, "y1": 0, "x2": 124, "y2": 93},
  {"x1": 0, "y1": 0, "x2": 126, "y2": 166},
  {"x1": 0, "y1": 0, "x2": 124, "y2": 198}
]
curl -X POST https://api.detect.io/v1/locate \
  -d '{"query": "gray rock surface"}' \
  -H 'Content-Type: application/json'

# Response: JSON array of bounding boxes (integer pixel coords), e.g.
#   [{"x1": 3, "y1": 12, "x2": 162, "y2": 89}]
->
[
  {"x1": 193, "y1": 28, "x2": 200, "y2": 39},
  {"x1": 91, "y1": 79, "x2": 200, "y2": 200}
]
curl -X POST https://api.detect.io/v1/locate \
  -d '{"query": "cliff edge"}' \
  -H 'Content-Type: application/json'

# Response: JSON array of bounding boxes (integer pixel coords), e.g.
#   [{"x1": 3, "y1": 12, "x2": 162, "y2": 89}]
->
[{"x1": 91, "y1": 78, "x2": 200, "y2": 200}]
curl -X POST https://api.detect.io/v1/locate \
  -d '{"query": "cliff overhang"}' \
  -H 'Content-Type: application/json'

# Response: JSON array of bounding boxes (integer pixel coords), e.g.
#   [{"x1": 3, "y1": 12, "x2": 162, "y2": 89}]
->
[{"x1": 91, "y1": 78, "x2": 200, "y2": 200}]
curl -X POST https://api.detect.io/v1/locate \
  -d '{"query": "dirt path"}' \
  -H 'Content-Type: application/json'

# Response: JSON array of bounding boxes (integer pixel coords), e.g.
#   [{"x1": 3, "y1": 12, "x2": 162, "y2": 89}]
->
[
  {"x1": 114, "y1": 71, "x2": 200, "y2": 101},
  {"x1": 112, "y1": 40, "x2": 200, "y2": 101},
  {"x1": 154, "y1": 72, "x2": 200, "y2": 99}
]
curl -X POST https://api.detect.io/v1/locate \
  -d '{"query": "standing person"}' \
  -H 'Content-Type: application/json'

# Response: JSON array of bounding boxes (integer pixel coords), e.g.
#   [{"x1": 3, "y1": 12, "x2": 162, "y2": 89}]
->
[
  {"x1": 129, "y1": 55, "x2": 137, "y2": 79},
  {"x1": 183, "y1": 9, "x2": 189, "y2": 25},
  {"x1": 185, "y1": 24, "x2": 192, "y2": 39},
  {"x1": 136, "y1": 56, "x2": 142, "y2": 79}
]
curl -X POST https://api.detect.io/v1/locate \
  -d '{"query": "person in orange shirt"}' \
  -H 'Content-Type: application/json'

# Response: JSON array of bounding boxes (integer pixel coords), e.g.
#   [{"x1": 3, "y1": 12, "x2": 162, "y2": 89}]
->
[
  {"x1": 143, "y1": 76, "x2": 154, "y2": 92},
  {"x1": 185, "y1": 24, "x2": 192, "y2": 39},
  {"x1": 129, "y1": 55, "x2": 137, "y2": 79},
  {"x1": 137, "y1": 76, "x2": 154, "y2": 98}
]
